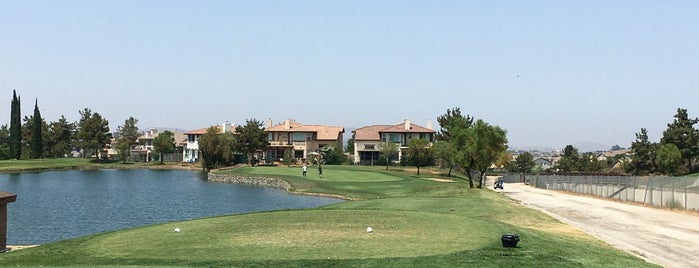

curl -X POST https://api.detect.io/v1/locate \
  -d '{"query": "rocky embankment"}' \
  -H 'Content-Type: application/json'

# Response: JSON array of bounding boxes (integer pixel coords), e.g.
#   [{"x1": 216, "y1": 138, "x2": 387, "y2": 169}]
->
[{"x1": 207, "y1": 173, "x2": 290, "y2": 190}]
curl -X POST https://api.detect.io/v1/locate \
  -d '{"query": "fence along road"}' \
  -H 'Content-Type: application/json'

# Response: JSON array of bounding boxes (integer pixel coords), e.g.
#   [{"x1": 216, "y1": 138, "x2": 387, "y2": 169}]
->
[{"x1": 499, "y1": 182, "x2": 699, "y2": 268}]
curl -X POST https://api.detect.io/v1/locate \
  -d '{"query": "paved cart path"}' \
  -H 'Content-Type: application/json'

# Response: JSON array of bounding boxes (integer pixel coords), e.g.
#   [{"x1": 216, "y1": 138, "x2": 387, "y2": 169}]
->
[{"x1": 499, "y1": 183, "x2": 699, "y2": 268}]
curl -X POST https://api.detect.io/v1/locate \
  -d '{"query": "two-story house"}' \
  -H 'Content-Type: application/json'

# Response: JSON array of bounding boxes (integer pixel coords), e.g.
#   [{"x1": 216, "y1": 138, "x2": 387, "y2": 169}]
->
[
  {"x1": 265, "y1": 119, "x2": 344, "y2": 163},
  {"x1": 183, "y1": 122, "x2": 234, "y2": 163},
  {"x1": 352, "y1": 119, "x2": 435, "y2": 165}
]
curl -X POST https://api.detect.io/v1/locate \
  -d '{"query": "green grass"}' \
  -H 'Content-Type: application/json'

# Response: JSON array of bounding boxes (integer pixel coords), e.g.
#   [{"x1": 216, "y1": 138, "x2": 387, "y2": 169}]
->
[
  {"x1": 0, "y1": 164, "x2": 658, "y2": 267},
  {"x1": 0, "y1": 158, "x2": 197, "y2": 173}
]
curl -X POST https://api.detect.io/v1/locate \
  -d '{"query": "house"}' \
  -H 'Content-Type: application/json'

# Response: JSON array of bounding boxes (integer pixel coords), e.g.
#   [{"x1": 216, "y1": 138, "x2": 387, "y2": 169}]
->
[
  {"x1": 183, "y1": 122, "x2": 235, "y2": 163},
  {"x1": 131, "y1": 129, "x2": 187, "y2": 162},
  {"x1": 264, "y1": 119, "x2": 344, "y2": 164},
  {"x1": 352, "y1": 119, "x2": 436, "y2": 165},
  {"x1": 533, "y1": 157, "x2": 553, "y2": 170}
]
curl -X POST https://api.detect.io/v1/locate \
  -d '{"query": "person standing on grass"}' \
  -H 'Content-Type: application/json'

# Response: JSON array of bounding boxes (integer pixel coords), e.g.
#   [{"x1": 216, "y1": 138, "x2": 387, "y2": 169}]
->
[
  {"x1": 302, "y1": 164, "x2": 307, "y2": 177},
  {"x1": 318, "y1": 165, "x2": 323, "y2": 177}
]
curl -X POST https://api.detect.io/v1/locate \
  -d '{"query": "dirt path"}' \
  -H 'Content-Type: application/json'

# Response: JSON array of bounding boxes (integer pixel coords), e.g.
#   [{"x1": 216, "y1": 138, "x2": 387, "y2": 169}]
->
[{"x1": 499, "y1": 182, "x2": 699, "y2": 268}]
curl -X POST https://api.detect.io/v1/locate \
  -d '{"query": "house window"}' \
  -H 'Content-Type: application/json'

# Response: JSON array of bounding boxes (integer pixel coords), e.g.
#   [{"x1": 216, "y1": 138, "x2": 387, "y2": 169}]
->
[
  {"x1": 295, "y1": 150, "x2": 304, "y2": 159},
  {"x1": 293, "y1": 133, "x2": 305, "y2": 142},
  {"x1": 364, "y1": 144, "x2": 375, "y2": 150},
  {"x1": 388, "y1": 133, "x2": 402, "y2": 143},
  {"x1": 268, "y1": 133, "x2": 273, "y2": 141}
]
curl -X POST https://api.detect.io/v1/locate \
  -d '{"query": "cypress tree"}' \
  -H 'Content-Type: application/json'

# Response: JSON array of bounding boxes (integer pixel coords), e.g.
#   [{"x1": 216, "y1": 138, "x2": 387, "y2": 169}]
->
[
  {"x1": 31, "y1": 99, "x2": 44, "y2": 158},
  {"x1": 10, "y1": 90, "x2": 21, "y2": 160}
]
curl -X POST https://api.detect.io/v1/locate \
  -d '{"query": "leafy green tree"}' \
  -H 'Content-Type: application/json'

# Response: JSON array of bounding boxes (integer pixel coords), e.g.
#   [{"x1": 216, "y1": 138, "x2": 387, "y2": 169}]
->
[
  {"x1": 282, "y1": 148, "x2": 295, "y2": 167},
  {"x1": 77, "y1": 108, "x2": 111, "y2": 159},
  {"x1": 660, "y1": 108, "x2": 699, "y2": 173},
  {"x1": 233, "y1": 119, "x2": 268, "y2": 166},
  {"x1": 456, "y1": 120, "x2": 508, "y2": 188},
  {"x1": 345, "y1": 133, "x2": 355, "y2": 154},
  {"x1": 378, "y1": 141, "x2": 399, "y2": 170},
  {"x1": 22, "y1": 114, "x2": 48, "y2": 159},
  {"x1": 513, "y1": 152, "x2": 535, "y2": 173},
  {"x1": 114, "y1": 117, "x2": 139, "y2": 163},
  {"x1": 436, "y1": 107, "x2": 474, "y2": 175},
  {"x1": 199, "y1": 127, "x2": 237, "y2": 171},
  {"x1": 436, "y1": 107, "x2": 473, "y2": 141},
  {"x1": 405, "y1": 138, "x2": 432, "y2": 175},
  {"x1": 629, "y1": 128, "x2": 657, "y2": 175},
  {"x1": 46, "y1": 116, "x2": 76, "y2": 158},
  {"x1": 30, "y1": 99, "x2": 44, "y2": 158},
  {"x1": 320, "y1": 144, "x2": 345, "y2": 165},
  {"x1": 430, "y1": 140, "x2": 457, "y2": 175},
  {"x1": 153, "y1": 130, "x2": 176, "y2": 164},
  {"x1": 199, "y1": 127, "x2": 223, "y2": 171},
  {"x1": 655, "y1": 143, "x2": 684, "y2": 175},
  {"x1": 0, "y1": 125, "x2": 10, "y2": 160},
  {"x1": 10, "y1": 90, "x2": 21, "y2": 160},
  {"x1": 556, "y1": 145, "x2": 580, "y2": 173}
]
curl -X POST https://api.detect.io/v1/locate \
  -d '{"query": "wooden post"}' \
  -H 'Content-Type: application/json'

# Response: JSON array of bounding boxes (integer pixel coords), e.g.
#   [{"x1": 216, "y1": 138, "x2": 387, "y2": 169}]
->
[{"x1": 0, "y1": 192, "x2": 17, "y2": 252}]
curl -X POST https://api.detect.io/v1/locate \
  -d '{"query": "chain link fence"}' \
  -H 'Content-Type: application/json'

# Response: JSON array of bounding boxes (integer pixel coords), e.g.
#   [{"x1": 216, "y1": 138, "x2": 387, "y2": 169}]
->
[{"x1": 501, "y1": 174, "x2": 699, "y2": 211}]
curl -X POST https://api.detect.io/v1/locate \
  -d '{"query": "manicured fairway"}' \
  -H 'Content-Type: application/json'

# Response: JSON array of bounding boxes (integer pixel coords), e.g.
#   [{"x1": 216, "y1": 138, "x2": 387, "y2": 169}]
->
[{"x1": 0, "y1": 164, "x2": 659, "y2": 267}]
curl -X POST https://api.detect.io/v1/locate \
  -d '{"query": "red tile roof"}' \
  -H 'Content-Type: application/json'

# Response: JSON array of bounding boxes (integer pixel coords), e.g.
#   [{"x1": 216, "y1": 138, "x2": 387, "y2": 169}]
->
[
  {"x1": 267, "y1": 121, "x2": 344, "y2": 140},
  {"x1": 353, "y1": 122, "x2": 435, "y2": 141}
]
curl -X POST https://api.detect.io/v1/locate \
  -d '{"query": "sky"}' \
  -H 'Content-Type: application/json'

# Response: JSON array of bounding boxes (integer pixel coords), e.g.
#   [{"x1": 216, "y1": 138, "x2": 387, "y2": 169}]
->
[{"x1": 1, "y1": 1, "x2": 698, "y2": 151}]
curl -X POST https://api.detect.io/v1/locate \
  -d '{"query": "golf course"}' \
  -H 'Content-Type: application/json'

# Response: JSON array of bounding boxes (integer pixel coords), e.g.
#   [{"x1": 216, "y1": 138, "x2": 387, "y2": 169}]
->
[{"x1": 0, "y1": 163, "x2": 658, "y2": 267}]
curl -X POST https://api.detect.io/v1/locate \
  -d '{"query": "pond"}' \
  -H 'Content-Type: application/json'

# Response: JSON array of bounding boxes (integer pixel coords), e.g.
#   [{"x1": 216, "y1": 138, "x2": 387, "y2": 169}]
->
[{"x1": 0, "y1": 169, "x2": 342, "y2": 245}]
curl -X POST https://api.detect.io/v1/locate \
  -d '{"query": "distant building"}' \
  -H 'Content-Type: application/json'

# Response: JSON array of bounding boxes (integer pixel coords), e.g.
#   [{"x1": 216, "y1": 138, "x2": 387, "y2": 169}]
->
[
  {"x1": 352, "y1": 119, "x2": 435, "y2": 165},
  {"x1": 183, "y1": 122, "x2": 235, "y2": 163},
  {"x1": 264, "y1": 119, "x2": 344, "y2": 163}
]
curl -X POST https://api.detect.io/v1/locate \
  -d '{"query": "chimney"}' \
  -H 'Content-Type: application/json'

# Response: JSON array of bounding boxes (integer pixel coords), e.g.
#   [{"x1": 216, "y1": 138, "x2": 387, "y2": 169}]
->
[
  {"x1": 427, "y1": 119, "x2": 433, "y2": 130},
  {"x1": 267, "y1": 118, "x2": 273, "y2": 128},
  {"x1": 284, "y1": 119, "x2": 291, "y2": 130},
  {"x1": 404, "y1": 119, "x2": 410, "y2": 130},
  {"x1": 221, "y1": 121, "x2": 231, "y2": 134}
]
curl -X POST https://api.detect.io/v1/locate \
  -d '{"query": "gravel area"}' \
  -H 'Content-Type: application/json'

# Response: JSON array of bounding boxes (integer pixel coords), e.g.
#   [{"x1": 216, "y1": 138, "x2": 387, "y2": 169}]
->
[{"x1": 498, "y1": 182, "x2": 699, "y2": 268}]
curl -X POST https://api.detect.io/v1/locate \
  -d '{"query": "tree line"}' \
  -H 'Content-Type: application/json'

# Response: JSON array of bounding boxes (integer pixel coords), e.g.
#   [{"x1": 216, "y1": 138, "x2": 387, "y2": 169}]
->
[
  {"x1": 507, "y1": 107, "x2": 699, "y2": 177},
  {"x1": 2, "y1": 90, "x2": 178, "y2": 162}
]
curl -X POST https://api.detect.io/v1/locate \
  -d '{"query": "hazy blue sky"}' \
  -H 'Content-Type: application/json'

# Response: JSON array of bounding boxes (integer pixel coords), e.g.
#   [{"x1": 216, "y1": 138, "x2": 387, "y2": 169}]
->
[{"x1": 2, "y1": 1, "x2": 698, "y2": 150}]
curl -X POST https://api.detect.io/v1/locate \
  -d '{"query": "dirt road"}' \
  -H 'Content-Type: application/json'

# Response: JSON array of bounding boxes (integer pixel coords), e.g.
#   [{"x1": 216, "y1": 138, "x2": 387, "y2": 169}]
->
[{"x1": 499, "y1": 182, "x2": 699, "y2": 268}]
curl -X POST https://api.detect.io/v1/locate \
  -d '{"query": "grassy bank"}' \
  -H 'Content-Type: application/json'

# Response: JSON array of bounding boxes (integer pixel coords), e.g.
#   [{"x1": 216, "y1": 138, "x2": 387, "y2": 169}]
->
[{"x1": 0, "y1": 164, "x2": 657, "y2": 267}]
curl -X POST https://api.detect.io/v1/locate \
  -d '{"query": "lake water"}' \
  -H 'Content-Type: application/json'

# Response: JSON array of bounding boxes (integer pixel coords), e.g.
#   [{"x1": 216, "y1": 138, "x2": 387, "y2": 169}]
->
[{"x1": 0, "y1": 169, "x2": 342, "y2": 245}]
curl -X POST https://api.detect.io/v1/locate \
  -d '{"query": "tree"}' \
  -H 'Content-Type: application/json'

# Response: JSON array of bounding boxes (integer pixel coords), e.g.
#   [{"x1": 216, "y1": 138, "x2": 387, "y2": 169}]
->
[
  {"x1": 513, "y1": 152, "x2": 535, "y2": 173},
  {"x1": 46, "y1": 116, "x2": 76, "y2": 158},
  {"x1": 233, "y1": 119, "x2": 268, "y2": 166},
  {"x1": 76, "y1": 108, "x2": 111, "y2": 159},
  {"x1": 199, "y1": 127, "x2": 223, "y2": 171},
  {"x1": 115, "y1": 117, "x2": 139, "y2": 163},
  {"x1": 405, "y1": 138, "x2": 432, "y2": 175},
  {"x1": 30, "y1": 99, "x2": 44, "y2": 158},
  {"x1": 199, "y1": 126, "x2": 237, "y2": 171},
  {"x1": 153, "y1": 130, "x2": 176, "y2": 164},
  {"x1": 320, "y1": 144, "x2": 345, "y2": 165},
  {"x1": 452, "y1": 119, "x2": 508, "y2": 188},
  {"x1": 660, "y1": 108, "x2": 699, "y2": 173},
  {"x1": 0, "y1": 125, "x2": 10, "y2": 160},
  {"x1": 629, "y1": 128, "x2": 657, "y2": 175},
  {"x1": 22, "y1": 114, "x2": 48, "y2": 159},
  {"x1": 655, "y1": 143, "x2": 683, "y2": 175},
  {"x1": 436, "y1": 107, "x2": 473, "y2": 141},
  {"x1": 345, "y1": 133, "x2": 355, "y2": 155},
  {"x1": 430, "y1": 140, "x2": 457, "y2": 175},
  {"x1": 436, "y1": 107, "x2": 474, "y2": 175},
  {"x1": 10, "y1": 90, "x2": 21, "y2": 160},
  {"x1": 378, "y1": 141, "x2": 399, "y2": 170},
  {"x1": 556, "y1": 145, "x2": 580, "y2": 173}
]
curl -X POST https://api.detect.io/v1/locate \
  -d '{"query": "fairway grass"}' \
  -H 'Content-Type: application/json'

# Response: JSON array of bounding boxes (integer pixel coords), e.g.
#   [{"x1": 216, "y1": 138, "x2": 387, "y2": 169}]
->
[{"x1": 0, "y1": 165, "x2": 658, "y2": 267}]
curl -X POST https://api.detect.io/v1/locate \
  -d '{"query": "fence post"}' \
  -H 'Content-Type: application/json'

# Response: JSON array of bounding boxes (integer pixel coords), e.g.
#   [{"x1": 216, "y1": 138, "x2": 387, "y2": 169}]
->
[{"x1": 685, "y1": 178, "x2": 688, "y2": 211}]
